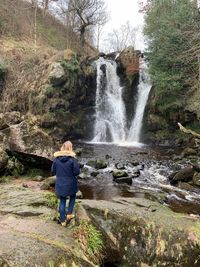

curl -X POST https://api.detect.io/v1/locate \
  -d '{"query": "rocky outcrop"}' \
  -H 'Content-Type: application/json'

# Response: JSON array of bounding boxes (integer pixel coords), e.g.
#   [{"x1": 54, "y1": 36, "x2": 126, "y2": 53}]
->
[
  {"x1": 0, "y1": 117, "x2": 56, "y2": 159},
  {"x1": 0, "y1": 183, "x2": 98, "y2": 267},
  {"x1": 116, "y1": 47, "x2": 140, "y2": 126},
  {"x1": 169, "y1": 164, "x2": 200, "y2": 188},
  {"x1": 81, "y1": 197, "x2": 200, "y2": 267}
]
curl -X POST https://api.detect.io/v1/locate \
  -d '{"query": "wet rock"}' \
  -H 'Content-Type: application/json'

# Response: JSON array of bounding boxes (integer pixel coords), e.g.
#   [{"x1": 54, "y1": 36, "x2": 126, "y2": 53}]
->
[
  {"x1": 77, "y1": 173, "x2": 91, "y2": 180},
  {"x1": 112, "y1": 169, "x2": 128, "y2": 179},
  {"x1": 75, "y1": 148, "x2": 83, "y2": 157},
  {"x1": 182, "y1": 147, "x2": 197, "y2": 157},
  {"x1": 132, "y1": 169, "x2": 140, "y2": 178},
  {"x1": 76, "y1": 190, "x2": 83, "y2": 199},
  {"x1": 177, "y1": 182, "x2": 195, "y2": 191},
  {"x1": 40, "y1": 176, "x2": 56, "y2": 190},
  {"x1": 86, "y1": 159, "x2": 107, "y2": 169},
  {"x1": 115, "y1": 162, "x2": 125, "y2": 170},
  {"x1": 95, "y1": 159, "x2": 108, "y2": 169},
  {"x1": 192, "y1": 172, "x2": 200, "y2": 187},
  {"x1": 169, "y1": 166, "x2": 194, "y2": 185},
  {"x1": 131, "y1": 161, "x2": 140, "y2": 166},
  {"x1": 0, "y1": 148, "x2": 8, "y2": 172},
  {"x1": 86, "y1": 160, "x2": 96, "y2": 168},
  {"x1": 91, "y1": 171, "x2": 99, "y2": 177},
  {"x1": 115, "y1": 177, "x2": 132, "y2": 185},
  {"x1": 192, "y1": 163, "x2": 200, "y2": 172}
]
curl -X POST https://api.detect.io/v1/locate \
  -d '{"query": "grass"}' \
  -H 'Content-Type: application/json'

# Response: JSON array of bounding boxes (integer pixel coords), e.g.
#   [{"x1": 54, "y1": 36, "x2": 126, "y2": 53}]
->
[
  {"x1": 73, "y1": 220, "x2": 103, "y2": 264},
  {"x1": 45, "y1": 192, "x2": 58, "y2": 209},
  {"x1": 0, "y1": 175, "x2": 12, "y2": 183}
]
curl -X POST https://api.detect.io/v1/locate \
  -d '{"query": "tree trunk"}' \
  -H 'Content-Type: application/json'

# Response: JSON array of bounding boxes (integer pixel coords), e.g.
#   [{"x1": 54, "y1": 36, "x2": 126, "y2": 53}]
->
[
  {"x1": 33, "y1": 0, "x2": 38, "y2": 53},
  {"x1": 80, "y1": 26, "x2": 85, "y2": 52}
]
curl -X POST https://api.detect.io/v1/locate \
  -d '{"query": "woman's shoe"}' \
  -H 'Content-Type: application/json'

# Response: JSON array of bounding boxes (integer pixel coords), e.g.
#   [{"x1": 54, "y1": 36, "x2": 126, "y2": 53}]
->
[
  {"x1": 66, "y1": 214, "x2": 75, "y2": 222},
  {"x1": 61, "y1": 221, "x2": 67, "y2": 227}
]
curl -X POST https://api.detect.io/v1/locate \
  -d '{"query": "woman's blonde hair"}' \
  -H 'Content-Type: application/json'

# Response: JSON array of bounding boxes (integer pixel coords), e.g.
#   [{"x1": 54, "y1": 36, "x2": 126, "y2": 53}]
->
[
  {"x1": 61, "y1": 141, "x2": 73, "y2": 152},
  {"x1": 54, "y1": 141, "x2": 76, "y2": 158}
]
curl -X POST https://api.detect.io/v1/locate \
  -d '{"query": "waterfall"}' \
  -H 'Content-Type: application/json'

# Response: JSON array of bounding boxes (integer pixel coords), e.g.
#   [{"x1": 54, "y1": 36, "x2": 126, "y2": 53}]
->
[
  {"x1": 127, "y1": 59, "x2": 152, "y2": 142},
  {"x1": 92, "y1": 57, "x2": 151, "y2": 145},
  {"x1": 92, "y1": 57, "x2": 127, "y2": 142}
]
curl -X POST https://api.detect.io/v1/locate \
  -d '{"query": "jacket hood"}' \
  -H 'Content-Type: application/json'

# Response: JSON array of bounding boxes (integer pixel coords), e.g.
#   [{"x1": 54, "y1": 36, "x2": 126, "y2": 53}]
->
[
  {"x1": 54, "y1": 150, "x2": 76, "y2": 158},
  {"x1": 57, "y1": 156, "x2": 70, "y2": 163}
]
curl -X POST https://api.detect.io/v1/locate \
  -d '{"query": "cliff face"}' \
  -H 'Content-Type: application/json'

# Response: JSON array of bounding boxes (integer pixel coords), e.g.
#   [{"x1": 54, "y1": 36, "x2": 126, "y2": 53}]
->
[
  {"x1": 116, "y1": 47, "x2": 140, "y2": 128},
  {"x1": 142, "y1": 86, "x2": 199, "y2": 145}
]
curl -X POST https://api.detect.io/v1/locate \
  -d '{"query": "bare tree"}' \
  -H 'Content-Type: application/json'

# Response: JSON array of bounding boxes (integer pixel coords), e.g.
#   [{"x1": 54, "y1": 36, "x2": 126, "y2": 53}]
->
[
  {"x1": 105, "y1": 22, "x2": 138, "y2": 52},
  {"x1": 42, "y1": 0, "x2": 59, "y2": 12},
  {"x1": 65, "y1": 0, "x2": 108, "y2": 48}
]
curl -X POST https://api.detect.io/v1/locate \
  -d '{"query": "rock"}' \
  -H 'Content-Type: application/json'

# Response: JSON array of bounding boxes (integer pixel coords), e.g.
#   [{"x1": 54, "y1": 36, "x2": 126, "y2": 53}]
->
[
  {"x1": 0, "y1": 184, "x2": 97, "y2": 266},
  {"x1": 77, "y1": 173, "x2": 91, "y2": 180},
  {"x1": 95, "y1": 159, "x2": 107, "y2": 169},
  {"x1": 177, "y1": 182, "x2": 195, "y2": 191},
  {"x1": 192, "y1": 163, "x2": 200, "y2": 172},
  {"x1": 87, "y1": 160, "x2": 96, "y2": 168},
  {"x1": 115, "y1": 177, "x2": 132, "y2": 185},
  {"x1": 170, "y1": 166, "x2": 194, "y2": 185},
  {"x1": 81, "y1": 197, "x2": 200, "y2": 266},
  {"x1": 75, "y1": 148, "x2": 83, "y2": 157},
  {"x1": 0, "y1": 148, "x2": 8, "y2": 172},
  {"x1": 40, "y1": 176, "x2": 56, "y2": 190},
  {"x1": 115, "y1": 162, "x2": 125, "y2": 170},
  {"x1": 1, "y1": 120, "x2": 56, "y2": 159},
  {"x1": 132, "y1": 170, "x2": 140, "y2": 178},
  {"x1": 49, "y1": 62, "x2": 66, "y2": 86},
  {"x1": 112, "y1": 169, "x2": 128, "y2": 179},
  {"x1": 32, "y1": 175, "x2": 45, "y2": 182},
  {"x1": 76, "y1": 190, "x2": 83, "y2": 199},
  {"x1": 131, "y1": 161, "x2": 140, "y2": 166},
  {"x1": 6, "y1": 158, "x2": 25, "y2": 176},
  {"x1": 86, "y1": 159, "x2": 107, "y2": 169},
  {"x1": 192, "y1": 172, "x2": 200, "y2": 186},
  {"x1": 91, "y1": 171, "x2": 99, "y2": 177},
  {"x1": 182, "y1": 147, "x2": 197, "y2": 157},
  {"x1": 0, "y1": 112, "x2": 22, "y2": 130}
]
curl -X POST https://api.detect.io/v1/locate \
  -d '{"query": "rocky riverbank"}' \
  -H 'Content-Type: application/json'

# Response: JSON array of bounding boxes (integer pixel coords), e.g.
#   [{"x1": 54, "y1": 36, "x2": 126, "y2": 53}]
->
[{"x1": 0, "y1": 178, "x2": 199, "y2": 267}]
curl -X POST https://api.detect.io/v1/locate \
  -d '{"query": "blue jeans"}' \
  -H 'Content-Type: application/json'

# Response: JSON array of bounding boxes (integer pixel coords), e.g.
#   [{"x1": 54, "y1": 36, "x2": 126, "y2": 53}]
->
[{"x1": 59, "y1": 195, "x2": 76, "y2": 222}]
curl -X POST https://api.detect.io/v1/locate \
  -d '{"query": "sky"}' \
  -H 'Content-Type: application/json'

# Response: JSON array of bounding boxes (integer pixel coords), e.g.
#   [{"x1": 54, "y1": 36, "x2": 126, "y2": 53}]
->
[{"x1": 99, "y1": 0, "x2": 145, "y2": 52}]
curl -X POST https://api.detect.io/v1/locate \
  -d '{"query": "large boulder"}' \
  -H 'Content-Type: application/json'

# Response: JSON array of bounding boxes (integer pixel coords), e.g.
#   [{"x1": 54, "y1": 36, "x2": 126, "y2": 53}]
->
[
  {"x1": 112, "y1": 169, "x2": 128, "y2": 179},
  {"x1": 169, "y1": 166, "x2": 195, "y2": 185},
  {"x1": 1, "y1": 120, "x2": 56, "y2": 159},
  {"x1": 115, "y1": 177, "x2": 132, "y2": 185},
  {"x1": 48, "y1": 62, "x2": 66, "y2": 86},
  {"x1": 81, "y1": 197, "x2": 200, "y2": 266}
]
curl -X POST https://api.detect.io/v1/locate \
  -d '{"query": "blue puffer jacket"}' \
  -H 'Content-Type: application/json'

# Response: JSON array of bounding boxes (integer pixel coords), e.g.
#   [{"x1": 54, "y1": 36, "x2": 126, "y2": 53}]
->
[{"x1": 51, "y1": 156, "x2": 80, "y2": 197}]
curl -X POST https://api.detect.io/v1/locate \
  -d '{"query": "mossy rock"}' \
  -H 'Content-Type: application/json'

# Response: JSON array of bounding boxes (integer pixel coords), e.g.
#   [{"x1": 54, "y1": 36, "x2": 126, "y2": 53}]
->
[{"x1": 192, "y1": 172, "x2": 200, "y2": 186}]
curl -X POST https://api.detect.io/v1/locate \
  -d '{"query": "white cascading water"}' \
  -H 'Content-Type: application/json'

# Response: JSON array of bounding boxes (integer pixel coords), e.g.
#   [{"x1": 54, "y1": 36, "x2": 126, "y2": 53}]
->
[
  {"x1": 92, "y1": 57, "x2": 127, "y2": 142},
  {"x1": 127, "y1": 59, "x2": 152, "y2": 142}
]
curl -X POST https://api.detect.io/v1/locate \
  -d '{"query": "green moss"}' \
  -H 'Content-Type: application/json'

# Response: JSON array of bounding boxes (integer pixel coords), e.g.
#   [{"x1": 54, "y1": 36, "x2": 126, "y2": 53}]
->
[
  {"x1": 60, "y1": 58, "x2": 80, "y2": 73},
  {"x1": 45, "y1": 192, "x2": 58, "y2": 209}
]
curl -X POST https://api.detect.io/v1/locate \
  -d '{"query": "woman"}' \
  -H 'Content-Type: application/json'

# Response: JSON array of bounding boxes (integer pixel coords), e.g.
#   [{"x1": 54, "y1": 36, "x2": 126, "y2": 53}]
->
[{"x1": 51, "y1": 141, "x2": 80, "y2": 226}]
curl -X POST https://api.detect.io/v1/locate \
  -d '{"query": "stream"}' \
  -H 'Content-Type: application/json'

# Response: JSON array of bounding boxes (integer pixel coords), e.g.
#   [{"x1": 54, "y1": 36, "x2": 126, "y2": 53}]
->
[{"x1": 77, "y1": 142, "x2": 200, "y2": 215}]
